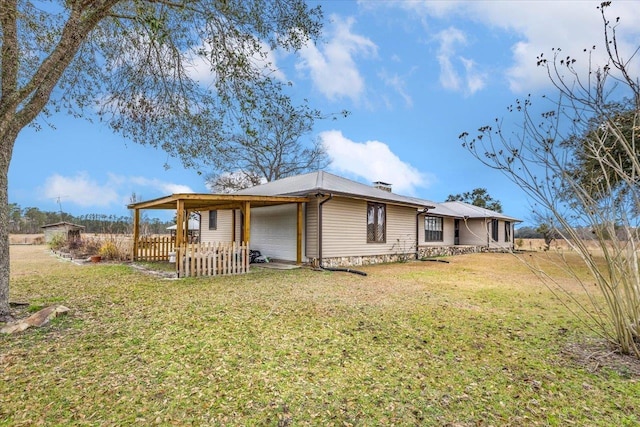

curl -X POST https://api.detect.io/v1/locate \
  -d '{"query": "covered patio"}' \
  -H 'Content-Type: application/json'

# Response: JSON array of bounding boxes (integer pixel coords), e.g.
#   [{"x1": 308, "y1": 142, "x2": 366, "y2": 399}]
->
[{"x1": 128, "y1": 193, "x2": 309, "y2": 276}]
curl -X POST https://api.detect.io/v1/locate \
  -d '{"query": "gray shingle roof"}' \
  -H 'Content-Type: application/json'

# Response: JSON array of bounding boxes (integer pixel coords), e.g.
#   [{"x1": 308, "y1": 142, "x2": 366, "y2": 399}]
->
[
  {"x1": 434, "y1": 201, "x2": 521, "y2": 221},
  {"x1": 234, "y1": 171, "x2": 436, "y2": 208},
  {"x1": 233, "y1": 171, "x2": 520, "y2": 221},
  {"x1": 421, "y1": 202, "x2": 461, "y2": 217}
]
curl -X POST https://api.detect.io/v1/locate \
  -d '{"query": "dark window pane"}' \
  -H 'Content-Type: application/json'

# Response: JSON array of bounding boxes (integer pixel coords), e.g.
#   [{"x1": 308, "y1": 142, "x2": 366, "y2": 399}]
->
[
  {"x1": 209, "y1": 210, "x2": 217, "y2": 230},
  {"x1": 425, "y1": 216, "x2": 443, "y2": 242},
  {"x1": 367, "y1": 202, "x2": 386, "y2": 243},
  {"x1": 367, "y1": 204, "x2": 375, "y2": 242}
]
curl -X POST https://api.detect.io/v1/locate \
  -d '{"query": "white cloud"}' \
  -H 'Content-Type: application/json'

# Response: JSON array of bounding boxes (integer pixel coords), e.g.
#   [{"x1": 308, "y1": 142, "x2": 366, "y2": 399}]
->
[
  {"x1": 42, "y1": 172, "x2": 120, "y2": 208},
  {"x1": 375, "y1": 1, "x2": 640, "y2": 93},
  {"x1": 297, "y1": 15, "x2": 377, "y2": 102},
  {"x1": 41, "y1": 173, "x2": 194, "y2": 210},
  {"x1": 320, "y1": 130, "x2": 429, "y2": 195},
  {"x1": 128, "y1": 176, "x2": 194, "y2": 194},
  {"x1": 435, "y1": 27, "x2": 486, "y2": 95},
  {"x1": 435, "y1": 27, "x2": 465, "y2": 91},
  {"x1": 378, "y1": 70, "x2": 413, "y2": 108},
  {"x1": 460, "y1": 57, "x2": 486, "y2": 94}
]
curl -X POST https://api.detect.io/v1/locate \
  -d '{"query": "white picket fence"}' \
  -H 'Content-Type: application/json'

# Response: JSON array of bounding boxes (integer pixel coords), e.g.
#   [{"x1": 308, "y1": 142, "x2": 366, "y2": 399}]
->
[{"x1": 176, "y1": 241, "x2": 249, "y2": 277}]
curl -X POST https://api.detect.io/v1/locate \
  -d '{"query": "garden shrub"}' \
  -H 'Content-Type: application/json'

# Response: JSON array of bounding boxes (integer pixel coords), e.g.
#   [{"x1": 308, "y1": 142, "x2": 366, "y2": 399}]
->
[
  {"x1": 48, "y1": 234, "x2": 66, "y2": 251},
  {"x1": 99, "y1": 241, "x2": 120, "y2": 260}
]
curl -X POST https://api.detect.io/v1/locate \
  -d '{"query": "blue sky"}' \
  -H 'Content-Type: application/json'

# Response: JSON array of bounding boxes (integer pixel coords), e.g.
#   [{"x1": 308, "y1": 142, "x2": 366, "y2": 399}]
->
[{"x1": 9, "y1": 1, "x2": 640, "y2": 226}]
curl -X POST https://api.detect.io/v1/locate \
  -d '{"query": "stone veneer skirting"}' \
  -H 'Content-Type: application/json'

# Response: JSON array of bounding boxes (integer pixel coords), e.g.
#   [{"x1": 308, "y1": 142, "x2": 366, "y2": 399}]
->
[{"x1": 319, "y1": 245, "x2": 511, "y2": 268}]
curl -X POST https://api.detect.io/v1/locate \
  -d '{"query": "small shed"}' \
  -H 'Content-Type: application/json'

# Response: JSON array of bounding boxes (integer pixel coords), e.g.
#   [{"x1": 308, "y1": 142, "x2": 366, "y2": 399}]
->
[{"x1": 41, "y1": 222, "x2": 85, "y2": 243}]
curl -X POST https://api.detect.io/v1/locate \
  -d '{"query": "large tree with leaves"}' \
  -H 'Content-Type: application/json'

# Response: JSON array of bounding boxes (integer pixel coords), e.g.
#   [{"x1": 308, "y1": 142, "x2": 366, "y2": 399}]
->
[
  {"x1": 0, "y1": 0, "x2": 324, "y2": 320},
  {"x1": 445, "y1": 188, "x2": 503, "y2": 213},
  {"x1": 563, "y1": 100, "x2": 639, "y2": 200}
]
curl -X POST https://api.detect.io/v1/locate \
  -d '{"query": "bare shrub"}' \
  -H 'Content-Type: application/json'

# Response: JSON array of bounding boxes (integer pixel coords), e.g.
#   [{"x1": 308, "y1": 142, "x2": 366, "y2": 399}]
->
[
  {"x1": 461, "y1": 4, "x2": 640, "y2": 357},
  {"x1": 98, "y1": 234, "x2": 132, "y2": 261}
]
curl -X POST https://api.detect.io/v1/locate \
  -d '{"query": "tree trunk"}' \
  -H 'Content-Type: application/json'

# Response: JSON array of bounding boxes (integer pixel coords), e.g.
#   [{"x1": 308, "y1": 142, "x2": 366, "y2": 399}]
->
[
  {"x1": 0, "y1": 127, "x2": 17, "y2": 321},
  {"x1": 0, "y1": 3, "x2": 110, "y2": 321}
]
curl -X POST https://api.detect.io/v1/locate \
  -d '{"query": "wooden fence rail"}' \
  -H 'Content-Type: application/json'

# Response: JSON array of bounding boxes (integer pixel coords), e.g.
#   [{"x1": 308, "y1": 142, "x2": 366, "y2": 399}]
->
[
  {"x1": 136, "y1": 235, "x2": 175, "y2": 261},
  {"x1": 176, "y1": 241, "x2": 249, "y2": 277}
]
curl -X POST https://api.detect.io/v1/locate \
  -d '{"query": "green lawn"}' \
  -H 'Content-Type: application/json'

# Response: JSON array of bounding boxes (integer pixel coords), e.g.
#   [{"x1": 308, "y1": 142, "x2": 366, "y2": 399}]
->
[{"x1": 1, "y1": 246, "x2": 638, "y2": 426}]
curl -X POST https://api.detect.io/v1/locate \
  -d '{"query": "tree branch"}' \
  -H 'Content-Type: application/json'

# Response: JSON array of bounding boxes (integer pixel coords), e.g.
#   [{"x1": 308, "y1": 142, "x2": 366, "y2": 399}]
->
[
  {"x1": 0, "y1": 0, "x2": 19, "y2": 122},
  {"x1": 13, "y1": 1, "x2": 119, "y2": 129}
]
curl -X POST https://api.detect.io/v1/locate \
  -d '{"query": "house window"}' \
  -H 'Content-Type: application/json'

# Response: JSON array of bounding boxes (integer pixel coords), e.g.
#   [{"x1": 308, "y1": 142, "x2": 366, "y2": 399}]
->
[
  {"x1": 491, "y1": 219, "x2": 499, "y2": 241},
  {"x1": 208, "y1": 210, "x2": 217, "y2": 230},
  {"x1": 367, "y1": 202, "x2": 386, "y2": 243},
  {"x1": 425, "y1": 216, "x2": 443, "y2": 242},
  {"x1": 505, "y1": 221, "x2": 511, "y2": 242}
]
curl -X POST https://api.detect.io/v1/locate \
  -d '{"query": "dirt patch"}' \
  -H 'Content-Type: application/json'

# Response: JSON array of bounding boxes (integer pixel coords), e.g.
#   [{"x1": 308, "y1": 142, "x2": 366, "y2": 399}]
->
[
  {"x1": 1, "y1": 302, "x2": 30, "y2": 324},
  {"x1": 562, "y1": 338, "x2": 640, "y2": 379},
  {"x1": 129, "y1": 263, "x2": 178, "y2": 279}
]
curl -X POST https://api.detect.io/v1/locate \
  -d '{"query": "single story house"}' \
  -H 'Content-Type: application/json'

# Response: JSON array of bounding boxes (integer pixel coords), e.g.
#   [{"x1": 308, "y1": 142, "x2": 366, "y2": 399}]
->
[
  {"x1": 196, "y1": 171, "x2": 520, "y2": 267},
  {"x1": 417, "y1": 200, "x2": 519, "y2": 258},
  {"x1": 128, "y1": 171, "x2": 520, "y2": 268}
]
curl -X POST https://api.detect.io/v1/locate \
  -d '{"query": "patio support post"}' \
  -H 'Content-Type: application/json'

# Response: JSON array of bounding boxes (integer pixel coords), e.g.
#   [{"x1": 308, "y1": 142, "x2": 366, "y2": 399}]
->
[
  {"x1": 242, "y1": 201, "x2": 251, "y2": 246},
  {"x1": 296, "y1": 202, "x2": 303, "y2": 264},
  {"x1": 132, "y1": 209, "x2": 140, "y2": 261},
  {"x1": 176, "y1": 199, "x2": 185, "y2": 248}
]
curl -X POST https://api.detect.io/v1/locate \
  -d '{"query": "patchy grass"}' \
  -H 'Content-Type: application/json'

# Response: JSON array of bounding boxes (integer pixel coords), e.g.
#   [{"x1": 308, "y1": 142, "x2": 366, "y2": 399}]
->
[
  {"x1": 1, "y1": 246, "x2": 639, "y2": 426},
  {"x1": 133, "y1": 260, "x2": 177, "y2": 273}
]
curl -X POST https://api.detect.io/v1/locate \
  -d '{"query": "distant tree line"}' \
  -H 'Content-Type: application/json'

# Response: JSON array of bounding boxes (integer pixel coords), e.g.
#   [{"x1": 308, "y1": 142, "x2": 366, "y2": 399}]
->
[
  {"x1": 513, "y1": 227, "x2": 542, "y2": 239},
  {"x1": 8, "y1": 204, "x2": 172, "y2": 235},
  {"x1": 515, "y1": 224, "x2": 636, "y2": 240}
]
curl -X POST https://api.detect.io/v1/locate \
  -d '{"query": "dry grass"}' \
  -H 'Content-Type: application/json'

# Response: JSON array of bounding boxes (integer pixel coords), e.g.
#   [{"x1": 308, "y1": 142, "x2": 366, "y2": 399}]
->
[
  {"x1": 1, "y1": 246, "x2": 639, "y2": 426},
  {"x1": 9, "y1": 234, "x2": 45, "y2": 245},
  {"x1": 517, "y1": 238, "x2": 623, "y2": 255}
]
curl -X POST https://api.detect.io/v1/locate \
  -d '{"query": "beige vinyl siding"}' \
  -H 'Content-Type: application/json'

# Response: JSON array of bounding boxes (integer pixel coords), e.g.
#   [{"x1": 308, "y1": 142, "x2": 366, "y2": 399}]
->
[
  {"x1": 459, "y1": 218, "x2": 489, "y2": 246},
  {"x1": 200, "y1": 209, "x2": 234, "y2": 243},
  {"x1": 457, "y1": 218, "x2": 514, "y2": 248},
  {"x1": 442, "y1": 217, "x2": 456, "y2": 245},
  {"x1": 249, "y1": 204, "x2": 303, "y2": 261},
  {"x1": 490, "y1": 219, "x2": 513, "y2": 249},
  {"x1": 321, "y1": 196, "x2": 416, "y2": 258},
  {"x1": 306, "y1": 198, "x2": 319, "y2": 258},
  {"x1": 418, "y1": 215, "x2": 456, "y2": 246}
]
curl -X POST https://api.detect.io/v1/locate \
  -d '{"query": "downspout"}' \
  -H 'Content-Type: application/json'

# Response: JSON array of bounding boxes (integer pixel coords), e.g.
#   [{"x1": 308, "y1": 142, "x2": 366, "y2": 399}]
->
[
  {"x1": 316, "y1": 193, "x2": 366, "y2": 276},
  {"x1": 416, "y1": 208, "x2": 429, "y2": 260},
  {"x1": 317, "y1": 193, "x2": 333, "y2": 267}
]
